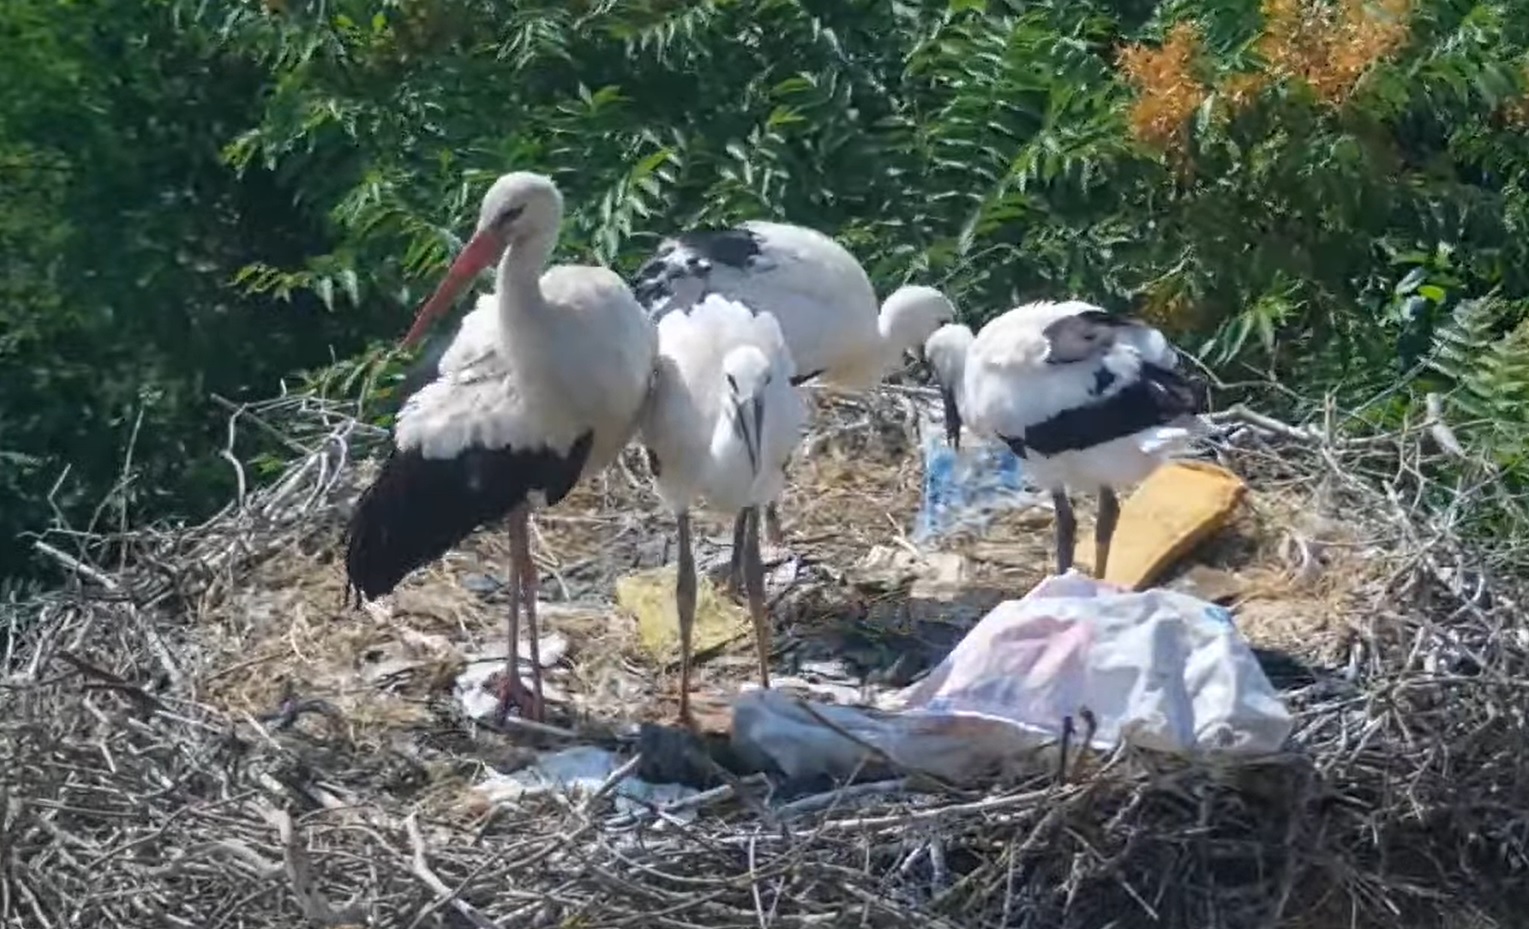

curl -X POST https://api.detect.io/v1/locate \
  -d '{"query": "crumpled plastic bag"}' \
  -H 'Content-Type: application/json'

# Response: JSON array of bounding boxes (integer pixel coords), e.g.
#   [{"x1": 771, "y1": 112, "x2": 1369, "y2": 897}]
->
[
  {"x1": 474, "y1": 745, "x2": 700, "y2": 820},
  {"x1": 894, "y1": 572, "x2": 1293, "y2": 754},
  {"x1": 912, "y1": 403, "x2": 1047, "y2": 544},
  {"x1": 731, "y1": 573, "x2": 1293, "y2": 784},
  {"x1": 731, "y1": 688, "x2": 1045, "y2": 784}
]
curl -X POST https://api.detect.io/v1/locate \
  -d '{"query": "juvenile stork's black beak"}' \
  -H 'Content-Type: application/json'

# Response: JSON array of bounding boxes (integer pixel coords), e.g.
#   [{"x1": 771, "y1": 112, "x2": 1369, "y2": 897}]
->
[
  {"x1": 733, "y1": 397, "x2": 761, "y2": 474},
  {"x1": 938, "y1": 383, "x2": 962, "y2": 451},
  {"x1": 911, "y1": 345, "x2": 932, "y2": 383}
]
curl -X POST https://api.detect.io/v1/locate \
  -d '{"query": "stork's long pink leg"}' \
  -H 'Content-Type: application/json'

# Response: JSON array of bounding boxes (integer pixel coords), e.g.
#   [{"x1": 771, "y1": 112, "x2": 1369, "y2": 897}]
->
[
  {"x1": 513, "y1": 508, "x2": 546, "y2": 720},
  {"x1": 492, "y1": 527, "x2": 526, "y2": 723},
  {"x1": 492, "y1": 504, "x2": 543, "y2": 723}
]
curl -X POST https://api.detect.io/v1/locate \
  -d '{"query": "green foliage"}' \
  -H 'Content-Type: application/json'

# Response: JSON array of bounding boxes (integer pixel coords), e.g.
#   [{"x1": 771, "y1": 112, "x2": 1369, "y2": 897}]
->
[
  {"x1": 0, "y1": 0, "x2": 369, "y2": 578},
  {"x1": 7, "y1": 0, "x2": 1529, "y2": 582},
  {"x1": 1428, "y1": 296, "x2": 1529, "y2": 459}
]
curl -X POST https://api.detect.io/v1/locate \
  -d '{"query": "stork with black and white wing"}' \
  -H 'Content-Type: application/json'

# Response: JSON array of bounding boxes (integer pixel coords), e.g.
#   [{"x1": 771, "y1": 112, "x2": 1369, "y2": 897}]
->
[
  {"x1": 630, "y1": 220, "x2": 956, "y2": 584},
  {"x1": 343, "y1": 171, "x2": 657, "y2": 724},
  {"x1": 637, "y1": 293, "x2": 805, "y2": 726},
  {"x1": 923, "y1": 300, "x2": 1208, "y2": 578}
]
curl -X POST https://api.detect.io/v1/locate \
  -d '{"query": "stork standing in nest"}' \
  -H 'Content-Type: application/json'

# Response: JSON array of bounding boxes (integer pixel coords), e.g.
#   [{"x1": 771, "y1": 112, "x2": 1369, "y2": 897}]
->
[
  {"x1": 630, "y1": 221, "x2": 956, "y2": 585},
  {"x1": 343, "y1": 171, "x2": 657, "y2": 724},
  {"x1": 637, "y1": 293, "x2": 805, "y2": 726},
  {"x1": 922, "y1": 300, "x2": 1207, "y2": 578}
]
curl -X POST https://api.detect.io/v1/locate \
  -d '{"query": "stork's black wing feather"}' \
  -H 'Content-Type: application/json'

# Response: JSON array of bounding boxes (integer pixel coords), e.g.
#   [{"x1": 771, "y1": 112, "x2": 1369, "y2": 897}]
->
[
  {"x1": 630, "y1": 227, "x2": 768, "y2": 316},
  {"x1": 1014, "y1": 362, "x2": 1207, "y2": 457}
]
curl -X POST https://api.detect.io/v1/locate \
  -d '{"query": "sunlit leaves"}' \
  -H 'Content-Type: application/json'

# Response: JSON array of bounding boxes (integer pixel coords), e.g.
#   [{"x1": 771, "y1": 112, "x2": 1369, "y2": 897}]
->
[{"x1": 12, "y1": 0, "x2": 1529, "y2": 584}]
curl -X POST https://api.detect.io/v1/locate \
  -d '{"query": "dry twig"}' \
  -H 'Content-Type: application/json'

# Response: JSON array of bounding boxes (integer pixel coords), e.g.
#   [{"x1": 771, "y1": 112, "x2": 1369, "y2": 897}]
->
[{"x1": 1, "y1": 385, "x2": 1526, "y2": 929}]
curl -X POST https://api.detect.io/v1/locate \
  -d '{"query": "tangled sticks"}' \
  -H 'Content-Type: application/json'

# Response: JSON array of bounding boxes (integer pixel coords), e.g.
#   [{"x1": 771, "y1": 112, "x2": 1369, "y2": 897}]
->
[{"x1": 2, "y1": 385, "x2": 1527, "y2": 929}]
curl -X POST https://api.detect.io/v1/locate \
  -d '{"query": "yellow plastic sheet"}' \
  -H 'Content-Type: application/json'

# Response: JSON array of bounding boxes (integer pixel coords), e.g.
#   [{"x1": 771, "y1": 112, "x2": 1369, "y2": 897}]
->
[
  {"x1": 616, "y1": 565, "x2": 750, "y2": 662},
  {"x1": 1076, "y1": 461, "x2": 1248, "y2": 590}
]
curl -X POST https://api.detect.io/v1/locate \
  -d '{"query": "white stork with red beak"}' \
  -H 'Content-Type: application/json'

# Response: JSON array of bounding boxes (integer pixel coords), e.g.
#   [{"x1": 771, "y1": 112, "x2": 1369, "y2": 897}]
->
[{"x1": 343, "y1": 171, "x2": 657, "y2": 724}]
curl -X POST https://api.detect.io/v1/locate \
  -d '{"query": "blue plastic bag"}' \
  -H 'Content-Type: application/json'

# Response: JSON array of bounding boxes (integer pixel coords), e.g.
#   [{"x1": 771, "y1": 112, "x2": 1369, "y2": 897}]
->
[{"x1": 912, "y1": 403, "x2": 1048, "y2": 544}]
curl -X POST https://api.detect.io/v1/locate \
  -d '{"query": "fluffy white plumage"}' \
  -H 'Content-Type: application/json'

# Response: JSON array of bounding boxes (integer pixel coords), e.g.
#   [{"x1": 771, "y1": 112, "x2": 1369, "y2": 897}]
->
[
  {"x1": 632, "y1": 219, "x2": 955, "y2": 552},
  {"x1": 640, "y1": 292, "x2": 805, "y2": 515},
  {"x1": 636, "y1": 292, "x2": 804, "y2": 723},
  {"x1": 923, "y1": 298, "x2": 1207, "y2": 578},
  {"x1": 635, "y1": 220, "x2": 957, "y2": 389},
  {"x1": 395, "y1": 267, "x2": 657, "y2": 486},
  {"x1": 926, "y1": 300, "x2": 1197, "y2": 493}
]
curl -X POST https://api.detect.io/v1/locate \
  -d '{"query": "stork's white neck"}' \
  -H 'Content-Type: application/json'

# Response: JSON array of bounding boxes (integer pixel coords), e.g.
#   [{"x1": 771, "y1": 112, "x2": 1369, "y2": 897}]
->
[
  {"x1": 874, "y1": 314, "x2": 910, "y2": 376},
  {"x1": 494, "y1": 228, "x2": 557, "y2": 322},
  {"x1": 925, "y1": 323, "x2": 975, "y2": 406},
  {"x1": 865, "y1": 305, "x2": 920, "y2": 385}
]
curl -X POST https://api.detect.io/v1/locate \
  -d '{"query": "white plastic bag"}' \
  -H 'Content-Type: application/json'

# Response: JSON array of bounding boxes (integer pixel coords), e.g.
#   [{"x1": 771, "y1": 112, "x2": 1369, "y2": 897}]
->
[
  {"x1": 892, "y1": 572, "x2": 1293, "y2": 756},
  {"x1": 730, "y1": 573, "x2": 1293, "y2": 785}
]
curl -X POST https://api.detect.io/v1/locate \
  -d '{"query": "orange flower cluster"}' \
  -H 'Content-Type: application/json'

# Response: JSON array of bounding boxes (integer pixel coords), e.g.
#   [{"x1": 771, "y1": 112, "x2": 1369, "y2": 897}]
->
[
  {"x1": 1116, "y1": 0, "x2": 1413, "y2": 152},
  {"x1": 1501, "y1": 63, "x2": 1529, "y2": 129},
  {"x1": 1256, "y1": 0, "x2": 1412, "y2": 105},
  {"x1": 1117, "y1": 22, "x2": 1210, "y2": 153},
  {"x1": 1137, "y1": 286, "x2": 1203, "y2": 334}
]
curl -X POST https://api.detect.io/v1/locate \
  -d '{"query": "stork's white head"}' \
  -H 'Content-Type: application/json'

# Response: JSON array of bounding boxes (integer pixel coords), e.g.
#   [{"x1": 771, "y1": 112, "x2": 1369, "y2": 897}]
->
[
  {"x1": 403, "y1": 171, "x2": 565, "y2": 348},
  {"x1": 880, "y1": 285, "x2": 958, "y2": 360},
  {"x1": 721, "y1": 345, "x2": 774, "y2": 475},
  {"x1": 475, "y1": 172, "x2": 565, "y2": 248}
]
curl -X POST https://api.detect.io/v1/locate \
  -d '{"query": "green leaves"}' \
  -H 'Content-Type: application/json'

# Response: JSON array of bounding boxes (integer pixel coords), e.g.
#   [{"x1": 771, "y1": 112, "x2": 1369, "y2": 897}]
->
[{"x1": 10, "y1": 0, "x2": 1529, "y2": 584}]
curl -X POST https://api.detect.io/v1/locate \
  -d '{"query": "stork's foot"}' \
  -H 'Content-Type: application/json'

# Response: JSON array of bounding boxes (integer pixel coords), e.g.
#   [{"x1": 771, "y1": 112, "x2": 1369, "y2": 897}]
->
[
  {"x1": 702, "y1": 559, "x2": 745, "y2": 600},
  {"x1": 486, "y1": 669, "x2": 544, "y2": 724},
  {"x1": 711, "y1": 548, "x2": 792, "y2": 603},
  {"x1": 762, "y1": 509, "x2": 786, "y2": 549}
]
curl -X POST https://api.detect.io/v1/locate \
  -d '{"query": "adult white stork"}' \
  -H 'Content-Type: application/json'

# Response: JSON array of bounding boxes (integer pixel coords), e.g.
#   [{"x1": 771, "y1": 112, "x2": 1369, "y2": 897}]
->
[
  {"x1": 630, "y1": 220, "x2": 956, "y2": 582},
  {"x1": 343, "y1": 171, "x2": 657, "y2": 724},
  {"x1": 922, "y1": 300, "x2": 1207, "y2": 578},
  {"x1": 637, "y1": 292, "x2": 805, "y2": 725}
]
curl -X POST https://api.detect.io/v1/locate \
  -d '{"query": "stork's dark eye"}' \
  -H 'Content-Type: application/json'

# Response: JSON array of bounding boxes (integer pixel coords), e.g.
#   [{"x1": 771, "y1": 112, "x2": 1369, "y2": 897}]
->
[
  {"x1": 494, "y1": 205, "x2": 525, "y2": 230},
  {"x1": 727, "y1": 373, "x2": 738, "y2": 391}
]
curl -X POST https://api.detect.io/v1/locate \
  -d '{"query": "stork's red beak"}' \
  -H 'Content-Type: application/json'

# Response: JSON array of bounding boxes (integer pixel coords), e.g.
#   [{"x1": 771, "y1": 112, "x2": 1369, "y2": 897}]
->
[{"x1": 401, "y1": 230, "x2": 506, "y2": 349}]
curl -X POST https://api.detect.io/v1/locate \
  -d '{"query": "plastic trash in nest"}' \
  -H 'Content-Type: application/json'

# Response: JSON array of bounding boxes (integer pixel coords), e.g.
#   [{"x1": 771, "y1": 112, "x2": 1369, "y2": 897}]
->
[
  {"x1": 616, "y1": 565, "x2": 749, "y2": 663},
  {"x1": 731, "y1": 572, "x2": 1293, "y2": 785},
  {"x1": 473, "y1": 745, "x2": 701, "y2": 820},
  {"x1": 912, "y1": 401, "x2": 1048, "y2": 545},
  {"x1": 454, "y1": 633, "x2": 570, "y2": 722}
]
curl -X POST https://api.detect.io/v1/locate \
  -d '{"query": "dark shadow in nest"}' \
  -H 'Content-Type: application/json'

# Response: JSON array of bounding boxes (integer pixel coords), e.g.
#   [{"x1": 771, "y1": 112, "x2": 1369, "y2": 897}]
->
[
  {"x1": 780, "y1": 579, "x2": 1009, "y2": 689},
  {"x1": 1184, "y1": 516, "x2": 1267, "y2": 573},
  {"x1": 1250, "y1": 647, "x2": 1324, "y2": 689}
]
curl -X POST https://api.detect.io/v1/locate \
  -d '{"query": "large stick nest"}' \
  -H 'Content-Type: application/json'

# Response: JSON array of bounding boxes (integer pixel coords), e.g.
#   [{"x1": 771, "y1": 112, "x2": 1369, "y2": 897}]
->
[{"x1": 2, "y1": 383, "x2": 1527, "y2": 929}]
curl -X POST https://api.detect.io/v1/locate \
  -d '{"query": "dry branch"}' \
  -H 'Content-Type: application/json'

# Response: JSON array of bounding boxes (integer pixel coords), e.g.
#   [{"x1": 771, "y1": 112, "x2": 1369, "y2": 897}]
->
[{"x1": 1, "y1": 385, "x2": 1527, "y2": 929}]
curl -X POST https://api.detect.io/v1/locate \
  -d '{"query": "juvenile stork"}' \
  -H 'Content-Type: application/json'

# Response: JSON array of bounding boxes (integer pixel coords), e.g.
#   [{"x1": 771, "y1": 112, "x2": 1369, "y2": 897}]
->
[
  {"x1": 343, "y1": 171, "x2": 657, "y2": 723},
  {"x1": 631, "y1": 220, "x2": 955, "y2": 576},
  {"x1": 638, "y1": 293, "x2": 805, "y2": 725},
  {"x1": 923, "y1": 301, "x2": 1207, "y2": 578}
]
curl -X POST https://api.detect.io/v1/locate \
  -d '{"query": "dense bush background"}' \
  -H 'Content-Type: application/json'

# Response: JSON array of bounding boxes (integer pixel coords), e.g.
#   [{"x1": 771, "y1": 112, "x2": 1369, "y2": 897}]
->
[{"x1": 4, "y1": 0, "x2": 1528, "y2": 585}]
